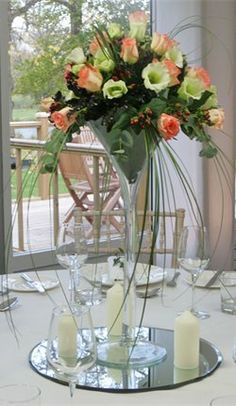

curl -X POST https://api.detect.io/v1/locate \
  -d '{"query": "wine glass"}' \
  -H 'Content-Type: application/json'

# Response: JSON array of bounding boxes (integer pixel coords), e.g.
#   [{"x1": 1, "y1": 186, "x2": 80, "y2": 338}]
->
[
  {"x1": 56, "y1": 220, "x2": 88, "y2": 302},
  {"x1": 47, "y1": 304, "x2": 97, "y2": 398},
  {"x1": 178, "y1": 225, "x2": 210, "y2": 319}
]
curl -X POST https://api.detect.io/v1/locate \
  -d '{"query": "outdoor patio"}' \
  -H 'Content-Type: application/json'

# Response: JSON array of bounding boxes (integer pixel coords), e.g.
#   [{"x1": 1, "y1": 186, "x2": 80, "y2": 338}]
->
[{"x1": 12, "y1": 195, "x2": 73, "y2": 253}]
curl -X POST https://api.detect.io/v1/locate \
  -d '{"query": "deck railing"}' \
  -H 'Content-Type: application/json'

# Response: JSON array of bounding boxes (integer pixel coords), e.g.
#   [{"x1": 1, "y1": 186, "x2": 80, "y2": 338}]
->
[{"x1": 10, "y1": 115, "x2": 107, "y2": 252}]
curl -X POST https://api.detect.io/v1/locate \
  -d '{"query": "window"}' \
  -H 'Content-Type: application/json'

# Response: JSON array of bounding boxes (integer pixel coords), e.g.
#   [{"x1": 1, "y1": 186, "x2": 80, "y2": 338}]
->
[{"x1": 1, "y1": 0, "x2": 151, "y2": 272}]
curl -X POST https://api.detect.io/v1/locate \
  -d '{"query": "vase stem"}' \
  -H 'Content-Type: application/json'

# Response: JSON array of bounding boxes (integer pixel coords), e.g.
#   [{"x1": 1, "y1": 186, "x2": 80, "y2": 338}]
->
[
  {"x1": 117, "y1": 169, "x2": 142, "y2": 341},
  {"x1": 89, "y1": 120, "x2": 167, "y2": 367}
]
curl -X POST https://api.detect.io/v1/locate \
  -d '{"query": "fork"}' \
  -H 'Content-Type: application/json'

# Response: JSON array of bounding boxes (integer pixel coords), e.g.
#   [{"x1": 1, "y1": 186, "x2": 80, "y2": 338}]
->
[
  {"x1": 136, "y1": 287, "x2": 160, "y2": 298},
  {"x1": 0, "y1": 297, "x2": 18, "y2": 311}
]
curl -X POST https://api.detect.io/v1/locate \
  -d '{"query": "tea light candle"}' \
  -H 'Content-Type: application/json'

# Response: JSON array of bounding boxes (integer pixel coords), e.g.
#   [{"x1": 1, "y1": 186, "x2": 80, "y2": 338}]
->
[
  {"x1": 174, "y1": 310, "x2": 200, "y2": 369},
  {"x1": 58, "y1": 313, "x2": 77, "y2": 362},
  {"x1": 107, "y1": 282, "x2": 124, "y2": 336}
]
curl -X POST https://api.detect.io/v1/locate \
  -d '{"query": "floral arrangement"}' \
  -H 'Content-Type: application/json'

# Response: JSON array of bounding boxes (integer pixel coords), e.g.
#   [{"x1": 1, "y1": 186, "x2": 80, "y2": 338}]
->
[{"x1": 42, "y1": 9, "x2": 224, "y2": 176}]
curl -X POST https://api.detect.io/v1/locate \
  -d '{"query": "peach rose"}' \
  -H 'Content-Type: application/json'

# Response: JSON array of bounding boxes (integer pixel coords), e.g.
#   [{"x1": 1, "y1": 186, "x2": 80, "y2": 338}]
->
[
  {"x1": 151, "y1": 33, "x2": 176, "y2": 55},
  {"x1": 207, "y1": 108, "x2": 224, "y2": 129},
  {"x1": 77, "y1": 64, "x2": 103, "y2": 92},
  {"x1": 120, "y1": 37, "x2": 139, "y2": 64},
  {"x1": 51, "y1": 107, "x2": 76, "y2": 133},
  {"x1": 188, "y1": 67, "x2": 211, "y2": 88},
  {"x1": 163, "y1": 59, "x2": 181, "y2": 86},
  {"x1": 89, "y1": 36, "x2": 101, "y2": 56},
  {"x1": 128, "y1": 11, "x2": 148, "y2": 41},
  {"x1": 157, "y1": 113, "x2": 180, "y2": 140},
  {"x1": 89, "y1": 32, "x2": 108, "y2": 56}
]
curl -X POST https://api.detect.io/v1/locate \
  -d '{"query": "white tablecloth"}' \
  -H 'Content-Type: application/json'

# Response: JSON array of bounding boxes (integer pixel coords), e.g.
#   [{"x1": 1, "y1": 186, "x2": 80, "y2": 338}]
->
[{"x1": 1, "y1": 269, "x2": 235, "y2": 405}]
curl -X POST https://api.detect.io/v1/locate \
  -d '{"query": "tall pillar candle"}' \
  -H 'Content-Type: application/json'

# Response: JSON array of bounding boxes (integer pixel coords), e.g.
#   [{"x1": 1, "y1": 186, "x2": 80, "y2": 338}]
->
[
  {"x1": 58, "y1": 313, "x2": 77, "y2": 366},
  {"x1": 174, "y1": 310, "x2": 200, "y2": 369},
  {"x1": 107, "y1": 282, "x2": 124, "y2": 336}
]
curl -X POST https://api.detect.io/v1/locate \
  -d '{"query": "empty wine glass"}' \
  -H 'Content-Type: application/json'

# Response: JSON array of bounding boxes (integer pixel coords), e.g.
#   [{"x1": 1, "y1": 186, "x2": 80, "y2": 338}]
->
[
  {"x1": 178, "y1": 225, "x2": 210, "y2": 319},
  {"x1": 56, "y1": 220, "x2": 88, "y2": 302},
  {"x1": 47, "y1": 304, "x2": 97, "y2": 398}
]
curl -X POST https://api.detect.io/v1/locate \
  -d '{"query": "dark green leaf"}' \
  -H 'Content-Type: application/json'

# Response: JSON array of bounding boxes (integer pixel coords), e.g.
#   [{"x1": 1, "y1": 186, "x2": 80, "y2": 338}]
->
[
  {"x1": 112, "y1": 108, "x2": 137, "y2": 131},
  {"x1": 143, "y1": 98, "x2": 167, "y2": 117},
  {"x1": 189, "y1": 90, "x2": 213, "y2": 111},
  {"x1": 120, "y1": 130, "x2": 134, "y2": 147},
  {"x1": 199, "y1": 144, "x2": 218, "y2": 158},
  {"x1": 40, "y1": 154, "x2": 56, "y2": 165}
]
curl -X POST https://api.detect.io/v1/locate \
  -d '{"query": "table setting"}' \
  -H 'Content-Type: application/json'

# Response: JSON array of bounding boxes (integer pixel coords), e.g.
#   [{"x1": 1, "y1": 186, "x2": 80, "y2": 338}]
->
[{"x1": 1, "y1": 262, "x2": 236, "y2": 405}]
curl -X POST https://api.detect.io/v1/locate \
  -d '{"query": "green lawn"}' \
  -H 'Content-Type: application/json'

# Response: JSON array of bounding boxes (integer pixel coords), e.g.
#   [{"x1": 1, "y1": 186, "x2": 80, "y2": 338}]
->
[
  {"x1": 13, "y1": 108, "x2": 38, "y2": 121},
  {"x1": 11, "y1": 169, "x2": 68, "y2": 200}
]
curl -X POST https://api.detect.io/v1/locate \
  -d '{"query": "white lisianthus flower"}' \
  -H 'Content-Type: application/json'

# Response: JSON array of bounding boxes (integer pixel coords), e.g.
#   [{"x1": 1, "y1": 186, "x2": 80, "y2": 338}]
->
[
  {"x1": 165, "y1": 47, "x2": 183, "y2": 68},
  {"x1": 103, "y1": 79, "x2": 128, "y2": 99},
  {"x1": 65, "y1": 47, "x2": 86, "y2": 65},
  {"x1": 142, "y1": 62, "x2": 170, "y2": 93},
  {"x1": 178, "y1": 76, "x2": 205, "y2": 101}
]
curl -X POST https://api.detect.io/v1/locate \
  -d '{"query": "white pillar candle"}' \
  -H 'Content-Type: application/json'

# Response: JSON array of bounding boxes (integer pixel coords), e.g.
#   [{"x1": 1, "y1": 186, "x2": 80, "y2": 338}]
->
[
  {"x1": 58, "y1": 313, "x2": 77, "y2": 365},
  {"x1": 174, "y1": 366, "x2": 199, "y2": 384},
  {"x1": 174, "y1": 310, "x2": 200, "y2": 369},
  {"x1": 107, "y1": 282, "x2": 124, "y2": 336}
]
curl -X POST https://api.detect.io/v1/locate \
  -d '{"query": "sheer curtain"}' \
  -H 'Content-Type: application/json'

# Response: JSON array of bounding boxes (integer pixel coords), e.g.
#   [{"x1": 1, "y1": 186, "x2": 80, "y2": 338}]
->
[
  {"x1": 152, "y1": 0, "x2": 236, "y2": 270},
  {"x1": 202, "y1": 0, "x2": 236, "y2": 270}
]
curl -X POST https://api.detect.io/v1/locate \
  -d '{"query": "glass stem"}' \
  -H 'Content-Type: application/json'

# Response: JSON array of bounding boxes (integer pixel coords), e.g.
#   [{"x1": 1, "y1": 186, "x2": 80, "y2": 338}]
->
[
  {"x1": 191, "y1": 273, "x2": 198, "y2": 313},
  {"x1": 69, "y1": 268, "x2": 76, "y2": 303},
  {"x1": 69, "y1": 378, "x2": 77, "y2": 398},
  {"x1": 118, "y1": 172, "x2": 140, "y2": 340}
]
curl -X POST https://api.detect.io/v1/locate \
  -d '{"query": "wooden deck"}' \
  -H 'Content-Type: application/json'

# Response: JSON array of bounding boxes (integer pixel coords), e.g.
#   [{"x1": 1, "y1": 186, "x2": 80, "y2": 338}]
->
[{"x1": 12, "y1": 195, "x2": 73, "y2": 253}]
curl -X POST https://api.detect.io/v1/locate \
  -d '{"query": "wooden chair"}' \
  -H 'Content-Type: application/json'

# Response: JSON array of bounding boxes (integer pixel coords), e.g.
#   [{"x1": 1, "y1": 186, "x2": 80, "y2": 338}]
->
[
  {"x1": 59, "y1": 129, "x2": 122, "y2": 230},
  {"x1": 77, "y1": 208, "x2": 185, "y2": 268}
]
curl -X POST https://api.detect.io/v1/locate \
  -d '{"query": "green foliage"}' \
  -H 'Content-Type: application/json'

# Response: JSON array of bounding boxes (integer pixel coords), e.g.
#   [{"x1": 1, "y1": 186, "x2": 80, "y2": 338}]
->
[
  {"x1": 199, "y1": 143, "x2": 218, "y2": 158},
  {"x1": 12, "y1": 94, "x2": 36, "y2": 109},
  {"x1": 144, "y1": 98, "x2": 167, "y2": 117},
  {"x1": 14, "y1": 42, "x2": 68, "y2": 102},
  {"x1": 112, "y1": 108, "x2": 138, "y2": 131},
  {"x1": 40, "y1": 128, "x2": 69, "y2": 173}
]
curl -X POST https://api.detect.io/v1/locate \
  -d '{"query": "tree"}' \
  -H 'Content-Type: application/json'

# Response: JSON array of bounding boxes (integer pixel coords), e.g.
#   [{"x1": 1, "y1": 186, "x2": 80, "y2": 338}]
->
[{"x1": 10, "y1": 0, "x2": 150, "y2": 103}]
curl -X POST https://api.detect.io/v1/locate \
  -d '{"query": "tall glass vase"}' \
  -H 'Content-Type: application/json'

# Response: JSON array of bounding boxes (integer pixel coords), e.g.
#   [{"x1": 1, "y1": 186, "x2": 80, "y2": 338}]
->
[{"x1": 89, "y1": 119, "x2": 166, "y2": 368}]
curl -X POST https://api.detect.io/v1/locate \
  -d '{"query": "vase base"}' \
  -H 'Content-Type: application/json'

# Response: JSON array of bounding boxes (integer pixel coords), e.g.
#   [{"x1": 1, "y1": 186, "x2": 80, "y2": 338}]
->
[{"x1": 97, "y1": 339, "x2": 167, "y2": 368}]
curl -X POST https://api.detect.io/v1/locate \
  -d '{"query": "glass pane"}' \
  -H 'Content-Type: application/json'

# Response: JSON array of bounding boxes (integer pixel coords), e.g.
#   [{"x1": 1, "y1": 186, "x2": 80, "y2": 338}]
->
[{"x1": 10, "y1": 0, "x2": 150, "y2": 257}]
